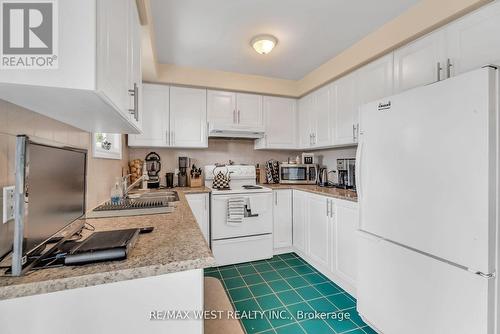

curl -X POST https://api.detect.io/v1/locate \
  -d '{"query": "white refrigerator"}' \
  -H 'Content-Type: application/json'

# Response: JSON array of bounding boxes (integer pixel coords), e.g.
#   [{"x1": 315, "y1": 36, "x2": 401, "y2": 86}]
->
[{"x1": 356, "y1": 66, "x2": 498, "y2": 334}]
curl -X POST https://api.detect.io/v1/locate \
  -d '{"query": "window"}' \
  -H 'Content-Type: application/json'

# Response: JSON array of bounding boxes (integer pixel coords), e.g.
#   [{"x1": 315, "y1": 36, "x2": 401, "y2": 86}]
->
[{"x1": 92, "y1": 133, "x2": 122, "y2": 160}]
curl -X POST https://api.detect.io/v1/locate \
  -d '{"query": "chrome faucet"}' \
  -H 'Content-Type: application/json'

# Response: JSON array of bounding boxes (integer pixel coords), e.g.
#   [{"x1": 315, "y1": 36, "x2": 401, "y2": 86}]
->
[{"x1": 121, "y1": 174, "x2": 149, "y2": 198}]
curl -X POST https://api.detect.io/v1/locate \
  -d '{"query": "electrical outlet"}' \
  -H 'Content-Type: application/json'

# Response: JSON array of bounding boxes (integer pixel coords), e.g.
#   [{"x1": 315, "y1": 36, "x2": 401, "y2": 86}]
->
[{"x1": 2, "y1": 186, "x2": 15, "y2": 224}]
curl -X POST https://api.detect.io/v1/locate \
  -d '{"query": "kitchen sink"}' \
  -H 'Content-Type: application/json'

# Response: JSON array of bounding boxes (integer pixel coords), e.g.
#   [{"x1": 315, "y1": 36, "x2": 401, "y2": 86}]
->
[
  {"x1": 136, "y1": 191, "x2": 179, "y2": 202},
  {"x1": 86, "y1": 191, "x2": 179, "y2": 218}
]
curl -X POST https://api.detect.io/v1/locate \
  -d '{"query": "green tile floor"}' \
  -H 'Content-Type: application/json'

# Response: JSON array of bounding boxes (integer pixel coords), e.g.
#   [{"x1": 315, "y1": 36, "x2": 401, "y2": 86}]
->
[{"x1": 204, "y1": 253, "x2": 377, "y2": 334}]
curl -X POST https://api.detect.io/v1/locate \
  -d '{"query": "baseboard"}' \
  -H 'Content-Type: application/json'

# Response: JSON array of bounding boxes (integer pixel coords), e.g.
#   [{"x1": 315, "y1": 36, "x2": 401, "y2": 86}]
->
[{"x1": 273, "y1": 247, "x2": 294, "y2": 255}]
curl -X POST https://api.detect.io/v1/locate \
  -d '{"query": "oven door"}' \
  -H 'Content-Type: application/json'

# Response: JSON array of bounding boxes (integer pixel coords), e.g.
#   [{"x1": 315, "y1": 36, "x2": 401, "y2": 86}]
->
[
  {"x1": 279, "y1": 166, "x2": 308, "y2": 183},
  {"x1": 211, "y1": 193, "x2": 273, "y2": 240}
]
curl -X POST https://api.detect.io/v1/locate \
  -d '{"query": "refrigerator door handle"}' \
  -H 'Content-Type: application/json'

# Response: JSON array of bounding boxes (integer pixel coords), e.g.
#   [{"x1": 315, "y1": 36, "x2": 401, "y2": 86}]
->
[
  {"x1": 446, "y1": 58, "x2": 453, "y2": 79},
  {"x1": 355, "y1": 141, "x2": 363, "y2": 199},
  {"x1": 436, "y1": 62, "x2": 443, "y2": 81},
  {"x1": 471, "y1": 271, "x2": 495, "y2": 279}
]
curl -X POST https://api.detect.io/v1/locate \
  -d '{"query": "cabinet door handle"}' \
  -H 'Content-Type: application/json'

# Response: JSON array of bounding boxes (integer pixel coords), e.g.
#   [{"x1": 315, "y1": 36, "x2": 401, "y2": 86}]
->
[
  {"x1": 237, "y1": 110, "x2": 240, "y2": 123},
  {"x1": 352, "y1": 124, "x2": 356, "y2": 142},
  {"x1": 166, "y1": 130, "x2": 169, "y2": 145},
  {"x1": 326, "y1": 198, "x2": 329, "y2": 217},
  {"x1": 437, "y1": 62, "x2": 443, "y2": 81},
  {"x1": 233, "y1": 110, "x2": 236, "y2": 123},
  {"x1": 275, "y1": 192, "x2": 278, "y2": 205},
  {"x1": 446, "y1": 58, "x2": 453, "y2": 79},
  {"x1": 128, "y1": 83, "x2": 139, "y2": 121}
]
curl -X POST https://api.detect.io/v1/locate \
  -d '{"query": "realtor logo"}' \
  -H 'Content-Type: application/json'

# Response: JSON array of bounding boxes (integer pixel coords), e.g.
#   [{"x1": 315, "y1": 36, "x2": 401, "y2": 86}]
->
[{"x1": 1, "y1": 0, "x2": 58, "y2": 69}]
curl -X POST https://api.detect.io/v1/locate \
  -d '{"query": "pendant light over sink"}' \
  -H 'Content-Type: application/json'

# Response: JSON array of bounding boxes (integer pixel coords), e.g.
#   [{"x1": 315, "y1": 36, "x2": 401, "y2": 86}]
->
[{"x1": 251, "y1": 34, "x2": 278, "y2": 55}]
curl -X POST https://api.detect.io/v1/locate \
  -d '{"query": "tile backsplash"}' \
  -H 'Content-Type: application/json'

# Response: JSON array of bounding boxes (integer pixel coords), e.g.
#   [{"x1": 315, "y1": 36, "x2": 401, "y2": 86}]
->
[
  {"x1": 129, "y1": 138, "x2": 357, "y2": 186},
  {"x1": 129, "y1": 138, "x2": 300, "y2": 185}
]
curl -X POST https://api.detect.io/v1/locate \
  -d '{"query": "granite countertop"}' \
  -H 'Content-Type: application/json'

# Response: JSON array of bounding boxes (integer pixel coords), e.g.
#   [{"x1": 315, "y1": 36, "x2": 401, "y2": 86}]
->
[
  {"x1": 0, "y1": 187, "x2": 214, "y2": 301},
  {"x1": 263, "y1": 184, "x2": 358, "y2": 202}
]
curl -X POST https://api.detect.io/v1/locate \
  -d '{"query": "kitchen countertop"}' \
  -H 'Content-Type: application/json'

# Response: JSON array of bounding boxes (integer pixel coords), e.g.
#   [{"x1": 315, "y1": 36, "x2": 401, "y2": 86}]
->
[
  {"x1": 0, "y1": 187, "x2": 214, "y2": 301},
  {"x1": 263, "y1": 184, "x2": 358, "y2": 202}
]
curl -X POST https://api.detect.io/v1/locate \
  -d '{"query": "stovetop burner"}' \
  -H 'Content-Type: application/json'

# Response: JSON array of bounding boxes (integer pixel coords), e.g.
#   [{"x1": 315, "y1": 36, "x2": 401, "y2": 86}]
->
[{"x1": 242, "y1": 185, "x2": 263, "y2": 190}]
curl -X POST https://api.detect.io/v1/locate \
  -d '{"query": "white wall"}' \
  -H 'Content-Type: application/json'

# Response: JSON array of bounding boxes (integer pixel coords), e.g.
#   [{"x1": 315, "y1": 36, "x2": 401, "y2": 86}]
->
[{"x1": 312, "y1": 146, "x2": 358, "y2": 183}]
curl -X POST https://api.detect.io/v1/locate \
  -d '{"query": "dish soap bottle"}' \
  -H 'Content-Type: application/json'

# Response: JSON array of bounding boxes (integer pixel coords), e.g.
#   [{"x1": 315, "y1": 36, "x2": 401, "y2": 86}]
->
[{"x1": 111, "y1": 177, "x2": 123, "y2": 205}]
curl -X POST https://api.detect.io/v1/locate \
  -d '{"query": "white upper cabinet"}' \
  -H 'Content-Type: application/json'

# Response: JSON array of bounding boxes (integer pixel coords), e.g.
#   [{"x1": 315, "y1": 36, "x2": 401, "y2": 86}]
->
[
  {"x1": 331, "y1": 200, "x2": 359, "y2": 289},
  {"x1": 207, "y1": 90, "x2": 263, "y2": 131},
  {"x1": 446, "y1": 1, "x2": 500, "y2": 76},
  {"x1": 298, "y1": 94, "x2": 314, "y2": 149},
  {"x1": 255, "y1": 96, "x2": 297, "y2": 150},
  {"x1": 331, "y1": 72, "x2": 359, "y2": 146},
  {"x1": 129, "y1": 85, "x2": 207, "y2": 148},
  {"x1": 170, "y1": 87, "x2": 208, "y2": 148},
  {"x1": 297, "y1": 86, "x2": 333, "y2": 149},
  {"x1": 394, "y1": 32, "x2": 447, "y2": 93},
  {"x1": 356, "y1": 53, "x2": 394, "y2": 106},
  {"x1": 273, "y1": 190, "x2": 293, "y2": 251},
  {"x1": 394, "y1": 2, "x2": 500, "y2": 95},
  {"x1": 311, "y1": 85, "x2": 333, "y2": 148},
  {"x1": 0, "y1": 0, "x2": 142, "y2": 134},
  {"x1": 207, "y1": 90, "x2": 236, "y2": 126},
  {"x1": 127, "y1": 0, "x2": 143, "y2": 129},
  {"x1": 236, "y1": 93, "x2": 264, "y2": 129},
  {"x1": 98, "y1": 0, "x2": 131, "y2": 121},
  {"x1": 128, "y1": 84, "x2": 169, "y2": 147}
]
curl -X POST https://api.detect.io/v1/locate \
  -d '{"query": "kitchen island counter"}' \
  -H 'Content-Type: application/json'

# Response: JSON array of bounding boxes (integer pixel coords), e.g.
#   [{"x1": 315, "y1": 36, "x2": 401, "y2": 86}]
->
[{"x1": 0, "y1": 188, "x2": 214, "y2": 300}]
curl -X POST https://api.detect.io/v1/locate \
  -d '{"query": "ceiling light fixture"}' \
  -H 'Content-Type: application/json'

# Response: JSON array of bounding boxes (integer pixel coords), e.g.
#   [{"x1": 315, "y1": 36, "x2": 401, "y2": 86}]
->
[{"x1": 251, "y1": 35, "x2": 278, "y2": 55}]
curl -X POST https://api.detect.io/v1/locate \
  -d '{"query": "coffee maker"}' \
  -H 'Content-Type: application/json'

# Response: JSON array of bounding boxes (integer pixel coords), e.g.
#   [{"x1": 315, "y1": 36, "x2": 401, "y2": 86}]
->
[
  {"x1": 145, "y1": 152, "x2": 161, "y2": 188},
  {"x1": 337, "y1": 158, "x2": 356, "y2": 189},
  {"x1": 178, "y1": 157, "x2": 189, "y2": 187}
]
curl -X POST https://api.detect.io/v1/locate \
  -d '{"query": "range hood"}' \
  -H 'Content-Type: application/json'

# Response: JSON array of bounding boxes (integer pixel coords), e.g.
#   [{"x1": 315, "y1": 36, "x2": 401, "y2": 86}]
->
[{"x1": 208, "y1": 123, "x2": 265, "y2": 139}]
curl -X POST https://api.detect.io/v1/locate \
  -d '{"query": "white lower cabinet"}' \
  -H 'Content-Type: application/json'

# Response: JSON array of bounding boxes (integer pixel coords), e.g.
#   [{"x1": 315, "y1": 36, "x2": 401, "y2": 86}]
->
[
  {"x1": 306, "y1": 193, "x2": 331, "y2": 270},
  {"x1": 292, "y1": 190, "x2": 308, "y2": 255},
  {"x1": 273, "y1": 190, "x2": 293, "y2": 252},
  {"x1": 291, "y1": 190, "x2": 358, "y2": 296},
  {"x1": 330, "y1": 200, "x2": 359, "y2": 288},
  {"x1": 185, "y1": 193, "x2": 210, "y2": 243}
]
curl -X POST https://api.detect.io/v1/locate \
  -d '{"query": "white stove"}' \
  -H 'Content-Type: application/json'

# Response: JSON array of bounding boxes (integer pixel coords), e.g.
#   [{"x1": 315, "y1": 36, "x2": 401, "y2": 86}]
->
[
  {"x1": 204, "y1": 165, "x2": 272, "y2": 194},
  {"x1": 204, "y1": 165, "x2": 273, "y2": 266}
]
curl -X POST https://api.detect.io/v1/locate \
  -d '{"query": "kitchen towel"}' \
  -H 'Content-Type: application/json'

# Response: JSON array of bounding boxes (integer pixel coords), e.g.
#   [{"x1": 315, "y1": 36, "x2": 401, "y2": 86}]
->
[
  {"x1": 246, "y1": 196, "x2": 268, "y2": 216},
  {"x1": 227, "y1": 197, "x2": 245, "y2": 225}
]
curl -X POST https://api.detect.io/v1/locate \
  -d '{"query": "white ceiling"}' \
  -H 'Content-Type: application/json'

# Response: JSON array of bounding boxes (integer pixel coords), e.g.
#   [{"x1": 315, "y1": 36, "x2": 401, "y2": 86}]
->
[{"x1": 150, "y1": 0, "x2": 419, "y2": 80}]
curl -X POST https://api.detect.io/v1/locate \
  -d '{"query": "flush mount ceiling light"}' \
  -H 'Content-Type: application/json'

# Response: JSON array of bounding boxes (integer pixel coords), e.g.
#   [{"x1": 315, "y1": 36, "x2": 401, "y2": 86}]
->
[{"x1": 251, "y1": 35, "x2": 278, "y2": 55}]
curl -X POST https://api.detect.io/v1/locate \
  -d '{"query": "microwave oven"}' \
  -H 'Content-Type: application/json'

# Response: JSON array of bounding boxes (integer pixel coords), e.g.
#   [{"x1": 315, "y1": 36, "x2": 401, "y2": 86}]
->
[{"x1": 279, "y1": 163, "x2": 318, "y2": 184}]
